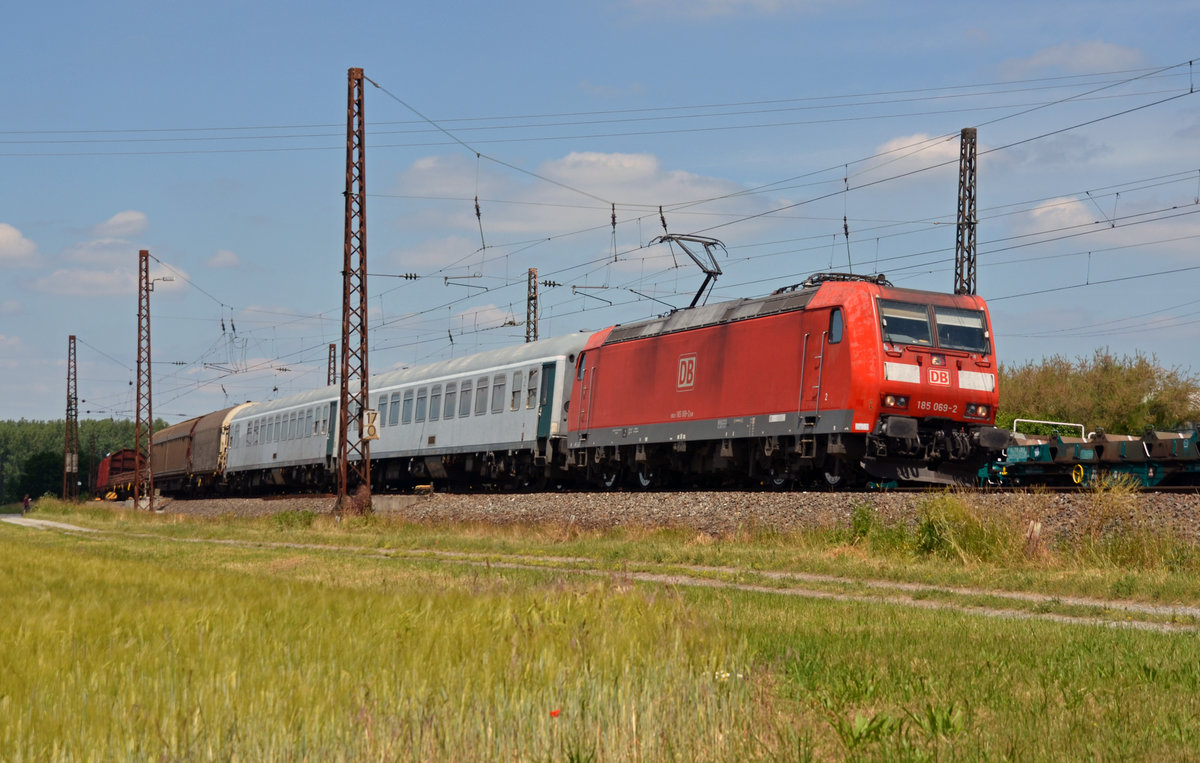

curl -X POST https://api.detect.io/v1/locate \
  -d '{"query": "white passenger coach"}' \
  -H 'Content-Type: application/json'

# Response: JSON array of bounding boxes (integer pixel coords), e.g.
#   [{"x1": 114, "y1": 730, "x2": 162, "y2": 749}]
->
[{"x1": 223, "y1": 332, "x2": 591, "y2": 490}]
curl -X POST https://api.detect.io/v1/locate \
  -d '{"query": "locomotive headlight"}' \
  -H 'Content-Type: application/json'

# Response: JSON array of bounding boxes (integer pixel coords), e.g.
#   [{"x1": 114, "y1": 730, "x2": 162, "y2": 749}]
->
[
  {"x1": 965, "y1": 403, "x2": 990, "y2": 418},
  {"x1": 883, "y1": 394, "x2": 909, "y2": 409}
]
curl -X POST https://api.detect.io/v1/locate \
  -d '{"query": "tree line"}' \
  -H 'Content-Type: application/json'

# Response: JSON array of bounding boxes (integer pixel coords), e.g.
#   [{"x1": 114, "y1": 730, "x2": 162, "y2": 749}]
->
[
  {"x1": 0, "y1": 418, "x2": 167, "y2": 503},
  {"x1": 997, "y1": 350, "x2": 1199, "y2": 435}
]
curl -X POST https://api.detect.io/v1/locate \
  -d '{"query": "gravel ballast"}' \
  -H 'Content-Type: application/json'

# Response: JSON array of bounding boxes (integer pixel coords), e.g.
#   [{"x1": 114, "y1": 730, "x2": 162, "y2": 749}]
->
[{"x1": 156, "y1": 490, "x2": 1200, "y2": 540}]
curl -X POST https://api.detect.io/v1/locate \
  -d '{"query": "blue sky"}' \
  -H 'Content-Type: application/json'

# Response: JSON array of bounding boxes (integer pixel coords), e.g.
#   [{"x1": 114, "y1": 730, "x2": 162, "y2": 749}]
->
[{"x1": 2, "y1": 0, "x2": 1198, "y2": 423}]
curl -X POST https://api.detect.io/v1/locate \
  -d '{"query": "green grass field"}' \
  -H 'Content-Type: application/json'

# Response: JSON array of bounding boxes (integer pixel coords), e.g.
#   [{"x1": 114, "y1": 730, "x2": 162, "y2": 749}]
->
[{"x1": 4, "y1": 492, "x2": 1200, "y2": 761}]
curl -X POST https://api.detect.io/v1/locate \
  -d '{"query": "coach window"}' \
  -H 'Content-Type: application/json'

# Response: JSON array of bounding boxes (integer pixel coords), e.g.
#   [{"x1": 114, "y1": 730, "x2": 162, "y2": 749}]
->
[
  {"x1": 306, "y1": 409, "x2": 314, "y2": 437},
  {"x1": 267, "y1": 418, "x2": 274, "y2": 443},
  {"x1": 829, "y1": 308, "x2": 844, "y2": 344},
  {"x1": 387, "y1": 392, "x2": 399, "y2": 427},
  {"x1": 287, "y1": 413, "x2": 296, "y2": 440},
  {"x1": 401, "y1": 390, "x2": 414, "y2": 425},
  {"x1": 430, "y1": 385, "x2": 441, "y2": 422},
  {"x1": 475, "y1": 377, "x2": 489, "y2": 416},
  {"x1": 527, "y1": 368, "x2": 539, "y2": 409},
  {"x1": 510, "y1": 371, "x2": 522, "y2": 411},
  {"x1": 492, "y1": 375, "x2": 506, "y2": 414},
  {"x1": 444, "y1": 384, "x2": 458, "y2": 419},
  {"x1": 459, "y1": 381, "x2": 472, "y2": 418},
  {"x1": 378, "y1": 395, "x2": 389, "y2": 428},
  {"x1": 416, "y1": 387, "x2": 428, "y2": 423}
]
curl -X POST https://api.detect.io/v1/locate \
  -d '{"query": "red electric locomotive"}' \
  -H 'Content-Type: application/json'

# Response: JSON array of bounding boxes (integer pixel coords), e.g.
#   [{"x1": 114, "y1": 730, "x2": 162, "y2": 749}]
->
[{"x1": 566, "y1": 273, "x2": 1009, "y2": 487}]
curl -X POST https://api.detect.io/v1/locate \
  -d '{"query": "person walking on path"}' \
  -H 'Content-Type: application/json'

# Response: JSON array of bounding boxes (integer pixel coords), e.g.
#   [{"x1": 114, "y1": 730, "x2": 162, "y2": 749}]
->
[{"x1": 22, "y1": 494, "x2": 30, "y2": 514}]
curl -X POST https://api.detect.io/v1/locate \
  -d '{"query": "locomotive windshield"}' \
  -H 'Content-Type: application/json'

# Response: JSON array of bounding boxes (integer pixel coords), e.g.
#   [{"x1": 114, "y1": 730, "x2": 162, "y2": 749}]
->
[
  {"x1": 879, "y1": 300, "x2": 989, "y2": 354},
  {"x1": 932, "y1": 305, "x2": 989, "y2": 353}
]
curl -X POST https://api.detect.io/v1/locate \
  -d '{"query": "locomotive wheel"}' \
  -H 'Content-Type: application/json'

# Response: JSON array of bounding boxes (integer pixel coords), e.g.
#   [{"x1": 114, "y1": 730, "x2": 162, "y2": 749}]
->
[
  {"x1": 822, "y1": 458, "x2": 857, "y2": 489},
  {"x1": 633, "y1": 466, "x2": 658, "y2": 490},
  {"x1": 767, "y1": 469, "x2": 792, "y2": 490},
  {"x1": 599, "y1": 468, "x2": 622, "y2": 490}
]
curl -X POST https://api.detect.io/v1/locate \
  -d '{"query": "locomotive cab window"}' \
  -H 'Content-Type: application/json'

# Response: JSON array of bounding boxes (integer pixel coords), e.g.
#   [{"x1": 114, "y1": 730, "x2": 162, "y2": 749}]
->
[
  {"x1": 829, "y1": 308, "x2": 844, "y2": 344},
  {"x1": 879, "y1": 300, "x2": 932, "y2": 346},
  {"x1": 933, "y1": 306, "x2": 990, "y2": 354},
  {"x1": 576, "y1": 352, "x2": 587, "y2": 381}
]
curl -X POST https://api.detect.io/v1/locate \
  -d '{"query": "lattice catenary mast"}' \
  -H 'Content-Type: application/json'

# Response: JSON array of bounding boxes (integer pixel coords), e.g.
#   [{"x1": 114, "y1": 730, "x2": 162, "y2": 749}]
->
[
  {"x1": 337, "y1": 67, "x2": 371, "y2": 512},
  {"x1": 526, "y1": 268, "x2": 538, "y2": 343},
  {"x1": 954, "y1": 127, "x2": 978, "y2": 295},
  {"x1": 134, "y1": 249, "x2": 154, "y2": 511},
  {"x1": 62, "y1": 334, "x2": 79, "y2": 501}
]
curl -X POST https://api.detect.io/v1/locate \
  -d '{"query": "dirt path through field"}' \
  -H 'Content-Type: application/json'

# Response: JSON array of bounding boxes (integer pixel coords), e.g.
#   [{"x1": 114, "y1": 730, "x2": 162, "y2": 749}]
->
[{"x1": 5, "y1": 515, "x2": 1196, "y2": 634}]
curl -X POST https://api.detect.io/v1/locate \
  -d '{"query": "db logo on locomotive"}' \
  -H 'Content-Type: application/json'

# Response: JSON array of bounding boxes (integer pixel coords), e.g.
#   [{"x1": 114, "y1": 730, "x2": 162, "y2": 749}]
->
[
  {"x1": 677, "y1": 354, "x2": 697, "y2": 390},
  {"x1": 928, "y1": 368, "x2": 951, "y2": 386}
]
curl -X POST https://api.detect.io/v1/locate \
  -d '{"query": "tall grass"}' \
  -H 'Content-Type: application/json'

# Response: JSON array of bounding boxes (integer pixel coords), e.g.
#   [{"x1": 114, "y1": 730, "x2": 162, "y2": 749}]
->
[
  {"x1": 0, "y1": 532, "x2": 761, "y2": 760},
  {"x1": 7, "y1": 503, "x2": 1200, "y2": 759}
]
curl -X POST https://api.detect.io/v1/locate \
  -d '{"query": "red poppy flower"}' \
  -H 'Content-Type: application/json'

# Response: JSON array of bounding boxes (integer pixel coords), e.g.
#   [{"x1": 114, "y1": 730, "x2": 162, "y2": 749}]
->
[{"x1": 550, "y1": 709, "x2": 561, "y2": 718}]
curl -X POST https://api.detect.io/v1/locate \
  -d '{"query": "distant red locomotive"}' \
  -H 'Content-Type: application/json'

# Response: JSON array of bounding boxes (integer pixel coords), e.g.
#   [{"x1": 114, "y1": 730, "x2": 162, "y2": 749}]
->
[{"x1": 567, "y1": 273, "x2": 1009, "y2": 487}]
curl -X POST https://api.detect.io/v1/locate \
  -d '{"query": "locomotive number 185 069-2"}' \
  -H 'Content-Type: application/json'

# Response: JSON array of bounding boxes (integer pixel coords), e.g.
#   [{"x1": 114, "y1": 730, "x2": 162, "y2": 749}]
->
[{"x1": 915, "y1": 400, "x2": 958, "y2": 414}]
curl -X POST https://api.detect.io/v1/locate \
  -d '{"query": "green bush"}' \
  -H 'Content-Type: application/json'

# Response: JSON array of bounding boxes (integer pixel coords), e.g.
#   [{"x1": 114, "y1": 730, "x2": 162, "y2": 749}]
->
[{"x1": 998, "y1": 350, "x2": 1200, "y2": 434}]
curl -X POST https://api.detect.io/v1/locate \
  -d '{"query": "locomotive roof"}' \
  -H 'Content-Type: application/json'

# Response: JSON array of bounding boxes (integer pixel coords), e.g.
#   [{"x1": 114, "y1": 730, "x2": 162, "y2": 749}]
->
[
  {"x1": 603, "y1": 283, "x2": 820, "y2": 345},
  {"x1": 602, "y1": 274, "x2": 977, "y2": 345}
]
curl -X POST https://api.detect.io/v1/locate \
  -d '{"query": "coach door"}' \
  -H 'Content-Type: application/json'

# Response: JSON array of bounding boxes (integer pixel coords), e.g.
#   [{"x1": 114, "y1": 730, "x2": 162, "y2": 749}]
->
[{"x1": 536, "y1": 362, "x2": 557, "y2": 438}]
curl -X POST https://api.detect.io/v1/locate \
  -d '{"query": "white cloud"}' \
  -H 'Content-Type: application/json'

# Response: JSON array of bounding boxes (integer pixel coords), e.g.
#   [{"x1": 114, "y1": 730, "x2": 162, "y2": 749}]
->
[
  {"x1": 0, "y1": 300, "x2": 19, "y2": 315},
  {"x1": 208, "y1": 249, "x2": 241, "y2": 268},
  {"x1": 392, "y1": 149, "x2": 767, "y2": 247},
  {"x1": 1001, "y1": 41, "x2": 1144, "y2": 77},
  {"x1": 0, "y1": 223, "x2": 38, "y2": 266},
  {"x1": 31, "y1": 268, "x2": 136, "y2": 296},
  {"x1": 90, "y1": 210, "x2": 148, "y2": 238},
  {"x1": 63, "y1": 237, "x2": 139, "y2": 266},
  {"x1": 0, "y1": 334, "x2": 20, "y2": 349},
  {"x1": 875, "y1": 133, "x2": 961, "y2": 164}
]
